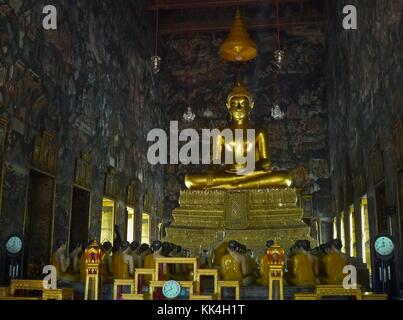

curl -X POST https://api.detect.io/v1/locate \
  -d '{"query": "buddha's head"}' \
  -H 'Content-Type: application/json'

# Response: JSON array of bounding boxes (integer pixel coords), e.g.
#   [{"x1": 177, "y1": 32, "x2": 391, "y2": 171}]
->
[{"x1": 226, "y1": 81, "x2": 254, "y2": 122}]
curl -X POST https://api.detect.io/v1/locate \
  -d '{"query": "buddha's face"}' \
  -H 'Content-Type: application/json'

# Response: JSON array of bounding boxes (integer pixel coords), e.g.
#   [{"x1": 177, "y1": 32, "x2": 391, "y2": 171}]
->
[{"x1": 228, "y1": 95, "x2": 251, "y2": 121}]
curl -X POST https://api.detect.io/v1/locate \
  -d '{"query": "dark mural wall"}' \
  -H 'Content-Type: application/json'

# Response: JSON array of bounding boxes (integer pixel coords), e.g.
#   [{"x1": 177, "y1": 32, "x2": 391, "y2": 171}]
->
[
  {"x1": 0, "y1": 0, "x2": 165, "y2": 280},
  {"x1": 160, "y1": 28, "x2": 332, "y2": 225},
  {"x1": 326, "y1": 0, "x2": 403, "y2": 262}
]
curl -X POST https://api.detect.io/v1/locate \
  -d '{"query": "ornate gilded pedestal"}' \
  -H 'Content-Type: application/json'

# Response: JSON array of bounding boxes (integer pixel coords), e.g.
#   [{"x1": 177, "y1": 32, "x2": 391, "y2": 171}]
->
[{"x1": 165, "y1": 188, "x2": 315, "y2": 254}]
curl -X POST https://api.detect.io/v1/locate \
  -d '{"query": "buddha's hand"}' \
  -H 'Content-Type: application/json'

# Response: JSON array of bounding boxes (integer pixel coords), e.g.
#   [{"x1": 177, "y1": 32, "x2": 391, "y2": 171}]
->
[{"x1": 256, "y1": 159, "x2": 271, "y2": 171}]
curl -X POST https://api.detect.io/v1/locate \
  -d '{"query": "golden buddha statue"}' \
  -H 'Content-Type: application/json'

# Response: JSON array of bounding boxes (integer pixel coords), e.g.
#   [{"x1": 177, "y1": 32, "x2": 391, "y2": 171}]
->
[
  {"x1": 185, "y1": 80, "x2": 291, "y2": 190},
  {"x1": 285, "y1": 240, "x2": 317, "y2": 287},
  {"x1": 319, "y1": 239, "x2": 348, "y2": 285}
]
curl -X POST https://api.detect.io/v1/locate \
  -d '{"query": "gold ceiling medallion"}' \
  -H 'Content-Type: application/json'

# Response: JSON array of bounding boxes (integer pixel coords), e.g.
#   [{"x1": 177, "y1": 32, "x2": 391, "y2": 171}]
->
[{"x1": 219, "y1": 8, "x2": 257, "y2": 63}]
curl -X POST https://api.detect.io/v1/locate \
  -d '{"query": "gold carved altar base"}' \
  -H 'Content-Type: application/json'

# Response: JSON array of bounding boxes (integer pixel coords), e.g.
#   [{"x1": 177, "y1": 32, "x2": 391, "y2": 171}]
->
[{"x1": 165, "y1": 188, "x2": 315, "y2": 254}]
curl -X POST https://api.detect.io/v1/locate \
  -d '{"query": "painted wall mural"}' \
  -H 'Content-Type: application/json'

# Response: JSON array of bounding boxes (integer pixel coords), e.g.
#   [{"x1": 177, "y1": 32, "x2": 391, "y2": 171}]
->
[{"x1": 0, "y1": 0, "x2": 165, "y2": 281}]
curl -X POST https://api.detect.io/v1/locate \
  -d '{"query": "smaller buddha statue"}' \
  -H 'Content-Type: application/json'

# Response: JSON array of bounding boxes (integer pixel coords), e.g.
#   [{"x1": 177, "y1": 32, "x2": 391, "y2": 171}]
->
[
  {"x1": 112, "y1": 242, "x2": 122, "y2": 279},
  {"x1": 221, "y1": 240, "x2": 255, "y2": 286},
  {"x1": 78, "y1": 242, "x2": 87, "y2": 284},
  {"x1": 115, "y1": 241, "x2": 134, "y2": 279},
  {"x1": 67, "y1": 241, "x2": 85, "y2": 282},
  {"x1": 285, "y1": 240, "x2": 317, "y2": 287},
  {"x1": 162, "y1": 242, "x2": 175, "y2": 257},
  {"x1": 69, "y1": 241, "x2": 83, "y2": 276},
  {"x1": 144, "y1": 241, "x2": 170, "y2": 281},
  {"x1": 239, "y1": 245, "x2": 256, "y2": 286},
  {"x1": 319, "y1": 239, "x2": 348, "y2": 285},
  {"x1": 198, "y1": 249, "x2": 211, "y2": 269},
  {"x1": 144, "y1": 241, "x2": 170, "y2": 299},
  {"x1": 139, "y1": 243, "x2": 151, "y2": 267},
  {"x1": 51, "y1": 239, "x2": 76, "y2": 283},
  {"x1": 130, "y1": 241, "x2": 142, "y2": 269},
  {"x1": 257, "y1": 240, "x2": 274, "y2": 287},
  {"x1": 213, "y1": 240, "x2": 228, "y2": 268},
  {"x1": 111, "y1": 241, "x2": 133, "y2": 279},
  {"x1": 101, "y1": 241, "x2": 113, "y2": 283}
]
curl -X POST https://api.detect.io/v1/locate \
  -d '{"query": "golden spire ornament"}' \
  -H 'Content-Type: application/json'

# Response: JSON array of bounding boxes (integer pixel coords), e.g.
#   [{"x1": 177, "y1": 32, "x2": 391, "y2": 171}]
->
[{"x1": 219, "y1": 8, "x2": 257, "y2": 62}]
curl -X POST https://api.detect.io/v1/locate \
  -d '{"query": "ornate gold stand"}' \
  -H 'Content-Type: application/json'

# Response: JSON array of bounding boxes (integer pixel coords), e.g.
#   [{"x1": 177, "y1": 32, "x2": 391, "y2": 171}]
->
[
  {"x1": 267, "y1": 244, "x2": 285, "y2": 300},
  {"x1": 84, "y1": 241, "x2": 103, "y2": 300},
  {"x1": 165, "y1": 188, "x2": 314, "y2": 253},
  {"x1": 0, "y1": 280, "x2": 74, "y2": 300},
  {"x1": 293, "y1": 285, "x2": 388, "y2": 300}
]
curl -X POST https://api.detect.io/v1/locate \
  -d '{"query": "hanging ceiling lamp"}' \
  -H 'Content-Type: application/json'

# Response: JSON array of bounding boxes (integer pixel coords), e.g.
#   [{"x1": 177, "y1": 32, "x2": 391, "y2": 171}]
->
[
  {"x1": 151, "y1": 0, "x2": 162, "y2": 74},
  {"x1": 182, "y1": 32, "x2": 195, "y2": 123},
  {"x1": 273, "y1": 0, "x2": 285, "y2": 70},
  {"x1": 220, "y1": 8, "x2": 257, "y2": 63}
]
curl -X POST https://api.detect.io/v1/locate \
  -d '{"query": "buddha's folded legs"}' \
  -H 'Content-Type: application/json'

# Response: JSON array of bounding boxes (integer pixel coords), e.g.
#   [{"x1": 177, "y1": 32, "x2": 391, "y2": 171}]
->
[{"x1": 185, "y1": 170, "x2": 292, "y2": 189}]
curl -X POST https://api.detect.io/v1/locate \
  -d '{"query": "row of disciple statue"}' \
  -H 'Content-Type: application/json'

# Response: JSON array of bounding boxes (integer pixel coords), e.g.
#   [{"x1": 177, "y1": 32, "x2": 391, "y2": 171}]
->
[{"x1": 49, "y1": 237, "x2": 349, "y2": 297}]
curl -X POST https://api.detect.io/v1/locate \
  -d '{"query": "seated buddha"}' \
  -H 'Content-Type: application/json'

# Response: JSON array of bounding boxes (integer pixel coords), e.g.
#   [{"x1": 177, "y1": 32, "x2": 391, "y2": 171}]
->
[
  {"x1": 213, "y1": 240, "x2": 228, "y2": 268},
  {"x1": 67, "y1": 241, "x2": 87, "y2": 283},
  {"x1": 239, "y1": 245, "x2": 256, "y2": 286},
  {"x1": 112, "y1": 241, "x2": 134, "y2": 279},
  {"x1": 51, "y1": 239, "x2": 76, "y2": 283},
  {"x1": 185, "y1": 80, "x2": 292, "y2": 190},
  {"x1": 143, "y1": 241, "x2": 170, "y2": 281},
  {"x1": 139, "y1": 243, "x2": 151, "y2": 267},
  {"x1": 130, "y1": 241, "x2": 142, "y2": 269},
  {"x1": 221, "y1": 240, "x2": 255, "y2": 286},
  {"x1": 100, "y1": 241, "x2": 113, "y2": 283},
  {"x1": 319, "y1": 239, "x2": 348, "y2": 285},
  {"x1": 257, "y1": 240, "x2": 274, "y2": 287},
  {"x1": 285, "y1": 240, "x2": 317, "y2": 287}
]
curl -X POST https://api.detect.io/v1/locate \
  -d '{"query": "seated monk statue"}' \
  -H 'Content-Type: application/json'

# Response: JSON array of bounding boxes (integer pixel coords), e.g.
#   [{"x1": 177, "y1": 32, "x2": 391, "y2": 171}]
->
[
  {"x1": 319, "y1": 239, "x2": 348, "y2": 285},
  {"x1": 285, "y1": 240, "x2": 317, "y2": 287},
  {"x1": 130, "y1": 241, "x2": 142, "y2": 269},
  {"x1": 139, "y1": 243, "x2": 151, "y2": 268},
  {"x1": 144, "y1": 241, "x2": 170, "y2": 281},
  {"x1": 239, "y1": 244, "x2": 256, "y2": 286},
  {"x1": 198, "y1": 249, "x2": 211, "y2": 269},
  {"x1": 221, "y1": 240, "x2": 255, "y2": 286},
  {"x1": 257, "y1": 240, "x2": 274, "y2": 286},
  {"x1": 213, "y1": 240, "x2": 228, "y2": 268},
  {"x1": 68, "y1": 241, "x2": 83, "y2": 277},
  {"x1": 67, "y1": 241, "x2": 85, "y2": 282},
  {"x1": 170, "y1": 245, "x2": 188, "y2": 281},
  {"x1": 111, "y1": 242, "x2": 122, "y2": 279},
  {"x1": 100, "y1": 241, "x2": 113, "y2": 283},
  {"x1": 317, "y1": 243, "x2": 329, "y2": 279},
  {"x1": 185, "y1": 80, "x2": 292, "y2": 190},
  {"x1": 51, "y1": 239, "x2": 76, "y2": 283},
  {"x1": 78, "y1": 243, "x2": 87, "y2": 284},
  {"x1": 113, "y1": 241, "x2": 134, "y2": 279}
]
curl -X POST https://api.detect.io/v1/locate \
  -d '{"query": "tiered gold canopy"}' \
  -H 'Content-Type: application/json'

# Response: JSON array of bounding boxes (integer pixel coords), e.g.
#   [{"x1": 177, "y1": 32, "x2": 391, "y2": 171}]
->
[{"x1": 220, "y1": 9, "x2": 257, "y2": 62}]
